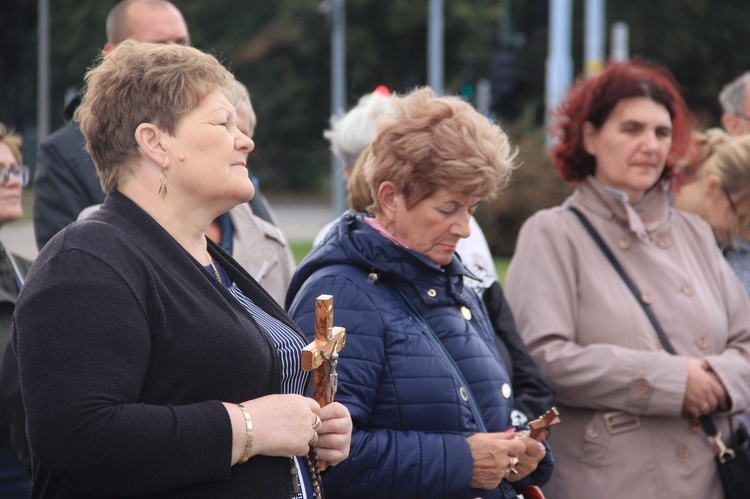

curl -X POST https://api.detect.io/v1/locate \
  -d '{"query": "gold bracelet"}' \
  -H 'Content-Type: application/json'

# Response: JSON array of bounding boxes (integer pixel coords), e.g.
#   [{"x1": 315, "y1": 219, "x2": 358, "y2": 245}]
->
[{"x1": 237, "y1": 403, "x2": 253, "y2": 464}]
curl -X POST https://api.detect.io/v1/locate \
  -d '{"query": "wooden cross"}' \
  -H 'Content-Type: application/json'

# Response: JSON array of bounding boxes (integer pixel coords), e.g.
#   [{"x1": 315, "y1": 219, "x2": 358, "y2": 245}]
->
[
  {"x1": 301, "y1": 294, "x2": 346, "y2": 406},
  {"x1": 301, "y1": 294, "x2": 346, "y2": 470},
  {"x1": 528, "y1": 407, "x2": 561, "y2": 440}
]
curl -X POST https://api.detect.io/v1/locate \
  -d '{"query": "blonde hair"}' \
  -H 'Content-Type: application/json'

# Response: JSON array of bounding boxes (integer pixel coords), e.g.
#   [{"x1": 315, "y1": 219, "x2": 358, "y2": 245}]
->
[
  {"x1": 0, "y1": 123, "x2": 23, "y2": 165},
  {"x1": 347, "y1": 144, "x2": 374, "y2": 212},
  {"x1": 75, "y1": 40, "x2": 235, "y2": 193},
  {"x1": 685, "y1": 128, "x2": 750, "y2": 202},
  {"x1": 364, "y1": 86, "x2": 517, "y2": 213},
  {"x1": 231, "y1": 79, "x2": 257, "y2": 138}
]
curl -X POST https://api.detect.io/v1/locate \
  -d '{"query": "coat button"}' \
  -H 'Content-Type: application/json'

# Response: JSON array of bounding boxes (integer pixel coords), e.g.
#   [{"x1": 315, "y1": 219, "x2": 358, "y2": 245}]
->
[
  {"x1": 501, "y1": 383, "x2": 512, "y2": 399},
  {"x1": 676, "y1": 444, "x2": 691, "y2": 458},
  {"x1": 696, "y1": 336, "x2": 710, "y2": 350},
  {"x1": 657, "y1": 236, "x2": 672, "y2": 249},
  {"x1": 459, "y1": 386, "x2": 469, "y2": 401},
  {"x1": 618, "y1": 236, "x2": 632, "y2": 250},
  {"x1": 681, "y1": 283, "x2": 695, "y2": 296},
  {"x1": 634, "y1": 379, "x2": 651, "y2": 395},
  {"x1": 427, "y1": 289, "x2": 437, "y2": 297},
  {"x1": 641, "y1": 291, "x2": 654, "y2": 305},
  {"x1": 460, "y1": 306, "x2": 472, "y2": 320},
  {"x1": 585, "y1": 422, "x2": 601, "y2": 439}
]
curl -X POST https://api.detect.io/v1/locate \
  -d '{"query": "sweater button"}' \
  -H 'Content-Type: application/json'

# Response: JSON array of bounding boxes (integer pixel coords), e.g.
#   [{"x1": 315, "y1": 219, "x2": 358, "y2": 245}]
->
[
  {"x1": 618, "y1": 236, "x2": 632, "y2": 250},
  {"x1": 459, "y1": 386, "x2": 469, "y2": 401},
  {"x1": 641, "y1": 291, "x2": 654, "y2": 305},
  {"x1": 460, "y1": 306, "x2": 472, "y2": 320},
  {"x1": 427, "y1": 289, "x2": 437, "y2": 297}
]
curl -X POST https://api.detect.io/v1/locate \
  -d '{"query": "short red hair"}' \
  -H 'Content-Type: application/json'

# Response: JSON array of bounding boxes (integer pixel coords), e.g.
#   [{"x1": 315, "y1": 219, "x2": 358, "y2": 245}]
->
[{"x1": 550, "y1": 60, "x2": 694, "y2": 184}]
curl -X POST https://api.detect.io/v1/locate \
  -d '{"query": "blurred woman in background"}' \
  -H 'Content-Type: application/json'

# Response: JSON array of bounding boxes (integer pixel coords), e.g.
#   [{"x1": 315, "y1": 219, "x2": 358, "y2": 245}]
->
[
  {"x1": 673, "y1": 129, "x2": 750, "y2": 295},
  {"x1": 0, "y1": 124, "x2": 33, "y2": 498}
]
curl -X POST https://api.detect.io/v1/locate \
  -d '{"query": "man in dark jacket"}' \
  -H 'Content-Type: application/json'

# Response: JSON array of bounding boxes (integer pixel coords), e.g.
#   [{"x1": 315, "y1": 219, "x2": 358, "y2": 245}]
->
[{"x1": 33, "y1": 0, "x2": 191, "y2": 249}]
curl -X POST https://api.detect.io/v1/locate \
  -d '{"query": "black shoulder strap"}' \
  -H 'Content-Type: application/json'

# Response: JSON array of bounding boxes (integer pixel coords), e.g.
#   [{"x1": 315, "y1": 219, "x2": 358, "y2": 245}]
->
[
  {"x1": 567, "y1": 206, "x2": 721, "y2": 438},
  {"x1": 568, "y1": 206, "x2": 676, "y2": 353}
]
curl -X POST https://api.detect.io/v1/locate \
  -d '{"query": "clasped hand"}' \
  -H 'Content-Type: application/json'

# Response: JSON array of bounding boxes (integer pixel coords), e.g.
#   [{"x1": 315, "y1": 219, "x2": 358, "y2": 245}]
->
[
  {"x1": 225, "y1": 394, "x2": 352, "y2": 466},
  {"x1": 683, "y1": 358, "x2": 728, "y2": 419},
  {"x1": 467, "y1": 429, "x2": 546, "y2": 490}
]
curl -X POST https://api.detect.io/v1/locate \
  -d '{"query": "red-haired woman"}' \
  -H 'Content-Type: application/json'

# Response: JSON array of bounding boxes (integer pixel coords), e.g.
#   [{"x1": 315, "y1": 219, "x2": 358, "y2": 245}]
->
[{"x1": 505, "y1": 60, "x2": 750, "y2": 499}]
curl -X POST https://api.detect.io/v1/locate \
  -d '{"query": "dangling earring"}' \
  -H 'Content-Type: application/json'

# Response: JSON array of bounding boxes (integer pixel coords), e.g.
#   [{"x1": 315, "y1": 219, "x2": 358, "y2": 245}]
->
[{"x1": 158, "y1": 169, "x2": 167, "y2": 198}]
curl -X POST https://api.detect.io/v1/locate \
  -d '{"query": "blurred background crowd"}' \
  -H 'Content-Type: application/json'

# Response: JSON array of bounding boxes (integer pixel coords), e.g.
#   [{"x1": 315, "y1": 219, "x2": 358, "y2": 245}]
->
[{"x1": 3, "y1": 0, "x2": 750, "y2": 257}]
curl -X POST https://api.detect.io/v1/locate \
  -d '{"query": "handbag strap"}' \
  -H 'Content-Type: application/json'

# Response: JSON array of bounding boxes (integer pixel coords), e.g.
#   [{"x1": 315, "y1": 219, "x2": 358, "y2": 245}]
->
[
  {"x1": 567, "y1": 206, "x2": 728, "y2": 448},
  {"x1": 568, "y1": 207, "x2": 677, "y2": 353},
  {"x1": 384, "y1": 280, "x2": 489, "y2": 433}
]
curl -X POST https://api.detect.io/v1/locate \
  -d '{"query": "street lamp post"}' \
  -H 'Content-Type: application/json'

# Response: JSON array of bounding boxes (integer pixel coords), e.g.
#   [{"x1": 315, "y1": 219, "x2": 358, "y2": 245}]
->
[
  {"x1": 328, "y1": 0, "x2": 347, "y2": 215},
  {"x1": 37, "y1": 0, "x2": 50, "y2": 142},
  {"x1": 427, "y1": 0, "x2": 444, "y2": 96},
  {"x1": 545, "y1": 0, "x2": 573, "y2": 145}
]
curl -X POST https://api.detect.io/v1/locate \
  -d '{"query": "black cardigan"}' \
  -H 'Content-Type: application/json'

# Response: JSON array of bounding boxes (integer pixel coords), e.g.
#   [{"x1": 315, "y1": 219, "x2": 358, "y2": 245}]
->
[{"x1": 13, "y1": 191, "x2": 306, "y2": 498}]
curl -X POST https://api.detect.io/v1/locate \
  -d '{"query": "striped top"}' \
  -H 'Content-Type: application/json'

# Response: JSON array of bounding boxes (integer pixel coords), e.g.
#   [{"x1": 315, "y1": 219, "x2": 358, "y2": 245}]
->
[{"x1": 206, "y1": 260, "x2": 312, "y2": 498}]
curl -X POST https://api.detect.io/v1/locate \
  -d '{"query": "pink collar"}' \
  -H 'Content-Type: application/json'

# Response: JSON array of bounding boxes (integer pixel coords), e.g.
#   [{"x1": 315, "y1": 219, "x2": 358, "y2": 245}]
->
[{"x1": 364, "y1": 217, "x2": 412, "y2": 250}]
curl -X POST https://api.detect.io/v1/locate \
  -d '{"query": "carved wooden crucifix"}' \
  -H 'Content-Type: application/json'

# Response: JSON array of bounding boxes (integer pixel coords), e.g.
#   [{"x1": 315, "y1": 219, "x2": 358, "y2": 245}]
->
[{"x1": 301, "y1": 294, "x2": 346, "y2": 469}]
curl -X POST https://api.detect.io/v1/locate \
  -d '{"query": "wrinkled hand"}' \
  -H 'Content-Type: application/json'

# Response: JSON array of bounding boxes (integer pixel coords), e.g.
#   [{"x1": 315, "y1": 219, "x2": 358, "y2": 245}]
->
[
  {"x1": 683, "y1": 358, "x2": 728, "y2": 419},
  {"x1": 315, "y1": 402, "x2": 352, "y2": 466},
  {"x1": 467, "y1": 432, "x2": 527, "y2": 490},
  {"x1": 505, "y1": 434, "x2": 546, "y2": 483},
  {"x1": 241, "y1": 394, "x2": 320, "y2": 458}
]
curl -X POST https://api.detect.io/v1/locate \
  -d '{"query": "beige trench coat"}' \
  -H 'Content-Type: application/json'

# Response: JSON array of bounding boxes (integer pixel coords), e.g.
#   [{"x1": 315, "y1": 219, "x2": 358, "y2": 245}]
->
[
  {"x1": 505, "y1": 177, "x2": 750, "y2": 499},
  {"x1": 227, "y1": 202, "x2": 295, "y2": 305}
]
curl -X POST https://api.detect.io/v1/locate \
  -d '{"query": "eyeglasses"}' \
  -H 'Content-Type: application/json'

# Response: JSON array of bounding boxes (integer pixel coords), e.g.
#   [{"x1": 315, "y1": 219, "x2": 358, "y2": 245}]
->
[
  {"x1": 721, "y1": 184, "x2": 748, "y2": 231},
  {"x1": 0, "y1": 164, "x2": 30, "y2": 187}
]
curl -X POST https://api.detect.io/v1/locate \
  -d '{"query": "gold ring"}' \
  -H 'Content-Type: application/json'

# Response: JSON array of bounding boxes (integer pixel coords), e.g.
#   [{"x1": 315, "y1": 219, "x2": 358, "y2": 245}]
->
[
  {"x1": 309, "y1": 431, "x2": 319, "y2": 447},
  {"x1": 504, "y1": 456, "x2": 519, "y2": 479},
  {"x1": 312, "y1": 414, "x2": 321, "y2": 432},
  {"x1": 702, "y1": 402, "x2": 711, "y2": 413}
]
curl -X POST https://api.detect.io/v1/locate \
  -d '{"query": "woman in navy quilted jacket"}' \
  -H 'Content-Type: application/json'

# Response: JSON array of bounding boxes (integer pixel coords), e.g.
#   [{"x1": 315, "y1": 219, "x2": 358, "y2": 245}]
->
[{"x1": 287, "y1": 87, "x2": 553, "y2": 498}]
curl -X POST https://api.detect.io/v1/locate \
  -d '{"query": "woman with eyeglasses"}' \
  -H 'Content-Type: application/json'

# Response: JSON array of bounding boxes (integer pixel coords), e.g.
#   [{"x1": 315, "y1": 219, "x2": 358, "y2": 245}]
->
[
  {"x1": 673, "y1": 128, "x2": 750, "y2": 295},
  {"x1": 0, "y1": 123, "x2": 33, "y2": 498}
]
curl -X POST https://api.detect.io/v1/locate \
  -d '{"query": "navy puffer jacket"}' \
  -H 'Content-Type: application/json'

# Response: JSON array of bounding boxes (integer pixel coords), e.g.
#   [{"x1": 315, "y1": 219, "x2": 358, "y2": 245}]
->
[{"x1": 287, "y1": 212, "x2": 553, "y2": 498}]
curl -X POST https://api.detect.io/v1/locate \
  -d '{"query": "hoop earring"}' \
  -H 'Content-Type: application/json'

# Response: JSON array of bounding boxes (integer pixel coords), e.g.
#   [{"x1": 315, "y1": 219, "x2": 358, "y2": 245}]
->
[{"x1": 158, "y1": 169, "x2": 167, "y2": 198}]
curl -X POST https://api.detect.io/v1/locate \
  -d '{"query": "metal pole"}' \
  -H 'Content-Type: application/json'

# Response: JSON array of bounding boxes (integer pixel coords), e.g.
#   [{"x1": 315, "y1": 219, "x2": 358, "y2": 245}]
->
[
  {"x1": 610, "y1": 21, "x2": 629, "y2": 62},
  {"x1": 584, "y1": 0, "x2": 605, "y2": 75},
  {"x1": 545, "y1": 0, "x2": 573, "y2": 144},
  {"x1": 427, "y1": 0, "x2": 444, "y2": 95},
  {"x1": 330, "y1": 0, "x2": 346, "y2": 214},
  {"x1": 37, "y1": 0, "x2": 50, "y2": 141}
]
